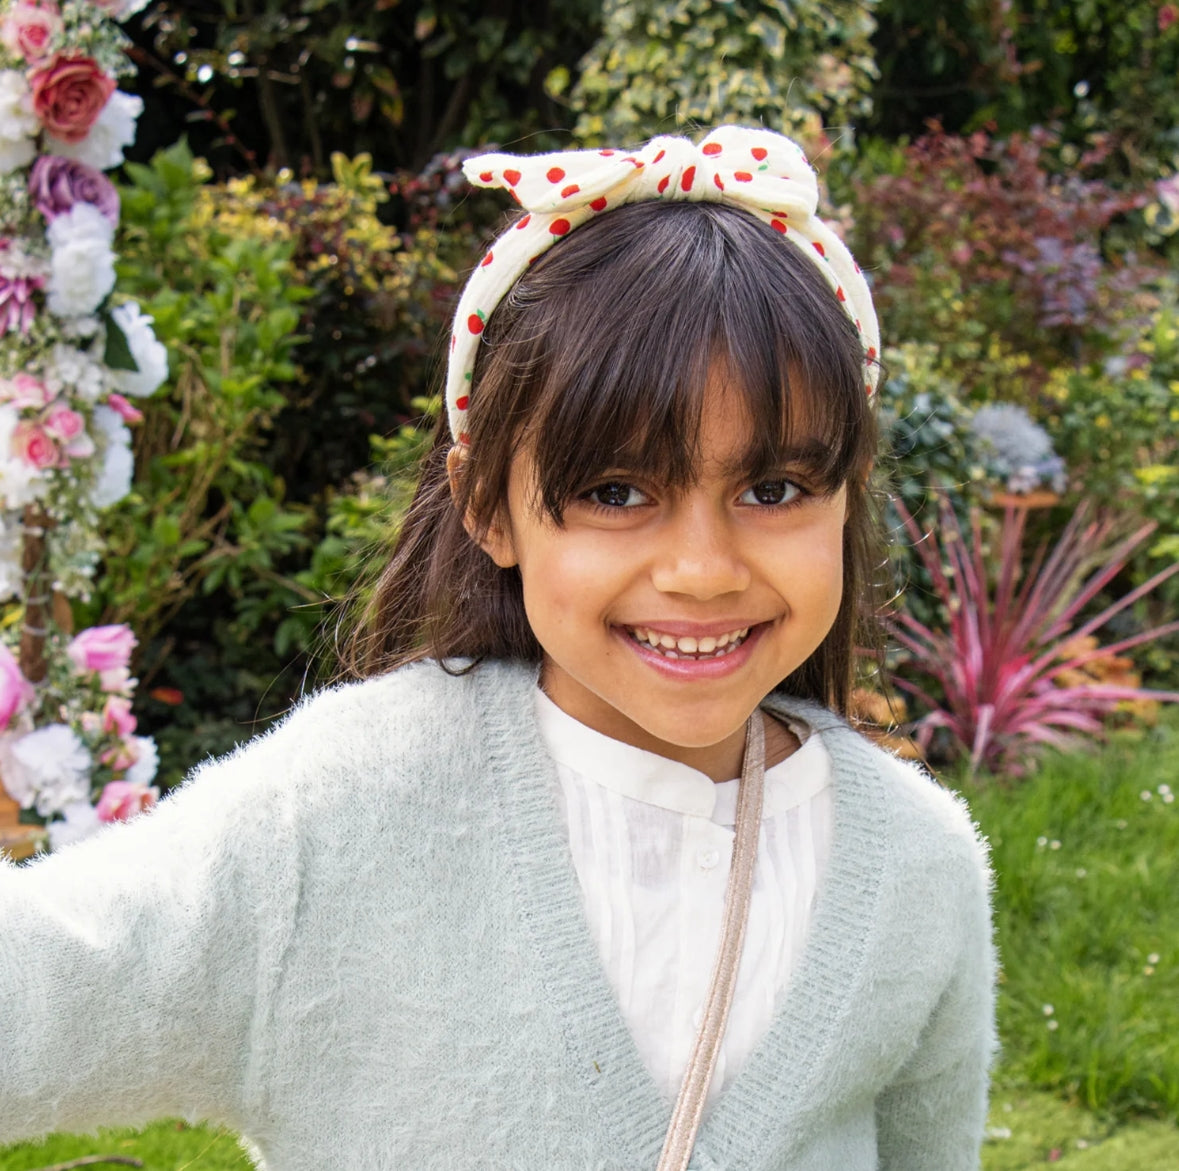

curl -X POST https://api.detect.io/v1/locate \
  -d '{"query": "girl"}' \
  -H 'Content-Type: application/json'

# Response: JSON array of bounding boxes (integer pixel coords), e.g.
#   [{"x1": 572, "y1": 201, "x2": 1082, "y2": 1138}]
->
[{"x1": 0, "y1": 126, "x2": 995, "y2": 1170}]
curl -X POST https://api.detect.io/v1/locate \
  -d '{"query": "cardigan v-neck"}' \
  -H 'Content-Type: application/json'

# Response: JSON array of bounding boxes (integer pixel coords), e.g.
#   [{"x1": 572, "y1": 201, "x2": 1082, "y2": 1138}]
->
[
  {"x1": 533, "y1": 687, "x2": 834, "y2": 1108},
  {"x1": 488, "y1": 677, "x2": 899, "y2": 1168}
]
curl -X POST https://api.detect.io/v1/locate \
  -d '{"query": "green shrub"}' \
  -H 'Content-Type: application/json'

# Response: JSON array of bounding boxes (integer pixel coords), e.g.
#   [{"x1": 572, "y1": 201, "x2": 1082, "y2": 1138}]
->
[{"x1": 563, "y1": 0, "x2": 878, "y2": 150}]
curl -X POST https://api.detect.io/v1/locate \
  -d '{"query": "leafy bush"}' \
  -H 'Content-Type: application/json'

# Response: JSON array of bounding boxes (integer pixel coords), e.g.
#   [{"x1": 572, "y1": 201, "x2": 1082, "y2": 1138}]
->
[
  {"x1": 126, "y1": 0, "x2": 600, "y2": 175},
  {"x1": 849, "y1": 126, "x2": 1161, "y2": 389},
  {"x1": 562, "y1": 0, "x2": 878, "y2": 150}
]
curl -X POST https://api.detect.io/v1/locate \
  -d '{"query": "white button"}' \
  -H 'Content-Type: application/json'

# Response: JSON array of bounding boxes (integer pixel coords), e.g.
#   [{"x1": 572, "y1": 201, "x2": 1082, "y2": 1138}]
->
[{"x1": 697, "y1": 848, "x2": 720, "y2": 870}]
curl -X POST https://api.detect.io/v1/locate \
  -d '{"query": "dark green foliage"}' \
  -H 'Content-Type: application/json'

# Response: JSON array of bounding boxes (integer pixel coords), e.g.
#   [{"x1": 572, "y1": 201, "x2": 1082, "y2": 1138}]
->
[{"x1": 124, "y1": 0, "x2": 602, "y2": 176}]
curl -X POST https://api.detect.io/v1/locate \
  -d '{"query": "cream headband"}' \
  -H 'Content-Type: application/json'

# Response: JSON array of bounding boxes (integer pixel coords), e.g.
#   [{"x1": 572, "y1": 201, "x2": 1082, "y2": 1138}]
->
[{"x1": 445, "y1": 124, "x2": 881, "y2": 443}]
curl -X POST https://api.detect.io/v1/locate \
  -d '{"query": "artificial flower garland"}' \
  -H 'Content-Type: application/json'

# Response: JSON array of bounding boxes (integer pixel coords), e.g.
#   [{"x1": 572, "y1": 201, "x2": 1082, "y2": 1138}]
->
[{"x1": 0, "y1": 0, "x2": 166, "y2": 854}]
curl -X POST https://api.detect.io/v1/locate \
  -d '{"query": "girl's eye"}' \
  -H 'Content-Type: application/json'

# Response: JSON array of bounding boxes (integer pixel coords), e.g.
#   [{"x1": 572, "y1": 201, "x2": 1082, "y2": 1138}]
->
[
  {"x1": 585, "y1": 481, "x2": 648, "y2": 508},
  {"x1": 740, "y1": 480, "x2": 802, "y2": 507}
]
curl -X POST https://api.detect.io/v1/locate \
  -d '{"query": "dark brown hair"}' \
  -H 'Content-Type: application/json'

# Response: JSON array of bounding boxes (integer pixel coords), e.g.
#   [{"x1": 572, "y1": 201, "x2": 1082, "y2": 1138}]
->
[{"x1": 342, "y1": 200, "x2": 884, "y2": 712}]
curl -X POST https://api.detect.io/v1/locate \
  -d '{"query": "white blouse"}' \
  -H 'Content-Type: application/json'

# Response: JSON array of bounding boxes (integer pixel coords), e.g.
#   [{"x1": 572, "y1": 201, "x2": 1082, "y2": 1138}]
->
[{"x1": 534, "y1": 690, "x2": 835, "y2": 1107}]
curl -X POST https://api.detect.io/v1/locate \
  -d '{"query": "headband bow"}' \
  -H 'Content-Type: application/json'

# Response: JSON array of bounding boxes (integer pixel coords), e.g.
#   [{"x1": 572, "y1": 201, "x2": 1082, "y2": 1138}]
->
[{"x1": 445, "y1": 125, "x2": 880, "y2": 442}]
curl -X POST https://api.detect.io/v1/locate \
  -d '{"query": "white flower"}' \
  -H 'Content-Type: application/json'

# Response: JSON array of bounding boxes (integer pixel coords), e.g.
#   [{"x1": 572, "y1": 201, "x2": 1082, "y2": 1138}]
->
[
  {"x1": 46, "y1": 342, "x2": 106, "y2": 402},
  {"x1": 45, "y1": 90, "x2": 143, "y2": 172},
  {"x1": 0, "y1": 403, "x2": 46, "y2": 509},
  {"x1": 47, "y1": 799, "x2": 102, "y2": 851},
  {"x1": 124, "y1": 735, "x2": 159, "y2": 787},
  {"x1": 90, "y1": 403, "x2": 133, "y2": 507},
  {"x1": 46, "y1": 204, "x2": 116, "y2": 319},
  {"x1": 0, "y1": 70, "x2": 37, "y2": 175},
  {"x1": 7, "y1": 723, "x2": 92, "y2": 817},
  {"x1": 107, "y1": 302, "x2": 168, "y2": 397},
  {"x1": 0, "y1": 511, "x2": 24, "y2": 601}
]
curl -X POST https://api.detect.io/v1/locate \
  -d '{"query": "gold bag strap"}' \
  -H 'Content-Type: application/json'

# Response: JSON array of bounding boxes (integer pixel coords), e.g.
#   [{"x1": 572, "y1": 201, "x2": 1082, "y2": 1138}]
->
[{"x1": 656, "y1": 712, "x2": 767, "y2": 1171}]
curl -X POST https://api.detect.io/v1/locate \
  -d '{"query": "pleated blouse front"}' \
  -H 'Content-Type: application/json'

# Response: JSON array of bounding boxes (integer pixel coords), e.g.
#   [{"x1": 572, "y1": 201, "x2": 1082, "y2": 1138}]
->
[{"x1": 533, "y1": 689, "x2": 835, "y2": 1107}]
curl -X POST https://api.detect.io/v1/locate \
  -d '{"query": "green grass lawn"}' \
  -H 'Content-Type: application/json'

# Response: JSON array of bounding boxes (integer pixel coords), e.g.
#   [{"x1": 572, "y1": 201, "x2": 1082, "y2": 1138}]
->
[{"x1": 4, "y1": 715, "x2": 1178, "y2": 1169}]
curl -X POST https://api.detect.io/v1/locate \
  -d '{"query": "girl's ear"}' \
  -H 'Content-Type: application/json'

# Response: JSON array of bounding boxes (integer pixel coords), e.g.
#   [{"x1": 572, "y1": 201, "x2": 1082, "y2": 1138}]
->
[{"x1": 446, "y1": 445, "x2": 518, "y2": 568}]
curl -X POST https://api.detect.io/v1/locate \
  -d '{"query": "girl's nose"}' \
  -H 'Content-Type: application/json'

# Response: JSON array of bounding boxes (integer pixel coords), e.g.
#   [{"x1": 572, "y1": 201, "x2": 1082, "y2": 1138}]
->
[{"x1": 649, "y1": 502, "x2": 752, "y2": 599}]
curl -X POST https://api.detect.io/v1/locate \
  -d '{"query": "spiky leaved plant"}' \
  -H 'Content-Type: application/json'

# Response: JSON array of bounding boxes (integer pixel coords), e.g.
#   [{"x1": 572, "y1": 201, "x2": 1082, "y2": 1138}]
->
[{"x1": 887, "y1": 499, "x2": 1179, "y2": 775}]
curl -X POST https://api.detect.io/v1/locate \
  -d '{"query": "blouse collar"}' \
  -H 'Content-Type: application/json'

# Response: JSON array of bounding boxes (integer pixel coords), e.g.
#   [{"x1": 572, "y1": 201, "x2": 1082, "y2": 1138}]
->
[{"x1": 533, "y1": 688, "x2": 832, "y2": 824}]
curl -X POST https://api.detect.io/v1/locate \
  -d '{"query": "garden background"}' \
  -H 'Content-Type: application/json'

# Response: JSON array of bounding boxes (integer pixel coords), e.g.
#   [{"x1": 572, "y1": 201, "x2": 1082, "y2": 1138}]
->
[{"x1": 2, "y1": 0, "x2": 1179, "y2": 1167}]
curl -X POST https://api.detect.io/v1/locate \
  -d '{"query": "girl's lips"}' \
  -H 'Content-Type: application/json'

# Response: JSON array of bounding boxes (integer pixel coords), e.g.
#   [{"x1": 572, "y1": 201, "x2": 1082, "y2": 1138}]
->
[{"x1": 616, "y1": 621, "x2": 768, "y2": 680}]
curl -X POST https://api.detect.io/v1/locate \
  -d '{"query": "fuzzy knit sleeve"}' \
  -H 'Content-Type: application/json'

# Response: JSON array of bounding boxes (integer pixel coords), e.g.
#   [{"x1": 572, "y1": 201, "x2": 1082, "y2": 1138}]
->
[
  {"x1": 0, "y1": 718, "x2": 303, "y2": 1144},
  {"x1": 874, "y1": 770, "x2": 998, "y2": 1171}
]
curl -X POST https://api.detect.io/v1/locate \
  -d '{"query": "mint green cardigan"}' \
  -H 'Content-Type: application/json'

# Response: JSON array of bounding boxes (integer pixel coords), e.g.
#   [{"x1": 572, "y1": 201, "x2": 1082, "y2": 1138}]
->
[{"x1": 0, "y1": 660, "x2": 996, "y2": 1170}]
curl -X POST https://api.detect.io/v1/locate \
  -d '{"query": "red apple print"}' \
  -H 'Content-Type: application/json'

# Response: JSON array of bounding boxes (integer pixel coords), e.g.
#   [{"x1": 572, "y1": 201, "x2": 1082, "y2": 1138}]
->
[
  {"x1": 547, "y1": 166, "x2": 565, "y2": 183},
  {"x1": 480, "y1": 251, "x2": 494, "y2": 267},
  {"x1": 459, "y1": 432, "x2": 471, "y2": 445},
  {"x1": 653, "y1": 149, "x2": 666, "y2": 164},
  {"x1": 503, "y1": 169, "x2": 521, "y2": 186},
  {"x1": 713, "y1": 174, "x2": 724, "y2": 191},
  {"x1": 734, "y1": 171, "x2": 752, "y2": 182},
  {"x1": 479, "y1": 171, "x2": 493, "y2": 183},
  {"x1": 600, "y1": 149, "x2": 616, "y2": 156},
  {"x1": 450, "y1": 334, "x2": 457, "y2": 351},
  {"x1": 836, "y1": 287, "x2": 846, "y2": 302},
  {"x1": 702, "y1": 142, "x2": 722, "y2": 156},
  {"x1": 751, "y1": 147, "x2": 768, "y2": 161},
  {"x1": 770, "y1": 219, "x2": 787, "y2": 233},
  {"x1": 854, "y1": 262, "x2": 861, "y2": 273},
  {"x1": 681, "y1": 166, "x2": 696, "y2": 192},
  {"x1": 590, "y1": 197, "x2": 608, "y2": 211},
  {"x1": 468, "y1": 313, "x2": 485, "y2": 334},
  {"x1": 867, "y1": 346, "x2": 877, "y2": 361},
  {"x1": 561, "y1": 183, "x2": 580, "y2": 198},
  {"x1": 455, "y1": 395, "x2": 470, "y2": 410},
  {"x1": 813, "y1": 241, "x2": 825, "y2": 257},
  {"x1": 516, "y1": 215, "x2": 531, "y2": 230},
  {"x1": 551, "y1": 218, "x2": 571, "y2": 235},
  {"x1": 657, "y1": 175, "x2": 671, "y2": 194}
]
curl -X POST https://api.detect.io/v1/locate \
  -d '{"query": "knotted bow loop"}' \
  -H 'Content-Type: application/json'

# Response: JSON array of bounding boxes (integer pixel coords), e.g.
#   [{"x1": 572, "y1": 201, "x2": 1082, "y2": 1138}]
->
[
  {"x1": 462, "y1": 125, "x2": 820, "y2": 226},
  {"x1": 447, "y1": 125, "x2": 880, "y2": 442}
]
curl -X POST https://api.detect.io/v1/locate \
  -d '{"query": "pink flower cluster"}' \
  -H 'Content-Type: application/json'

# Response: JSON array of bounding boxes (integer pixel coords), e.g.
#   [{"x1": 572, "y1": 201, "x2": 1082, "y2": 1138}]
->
[
  {"x1": 95, "y1": 778, "x2": 156, "y2": 822},
  {"x1": 0, "y1": 241, "x2": 45, "y2": 336},
  {"x1": 0, "y1": 643, "x2": 34, "y2": 729},
  {"x1": 0, "y1": 373, "x2": 92, "y2": 467},
  {"x1": 68, "y1": 623, "x2": 136, "y2": 691}
]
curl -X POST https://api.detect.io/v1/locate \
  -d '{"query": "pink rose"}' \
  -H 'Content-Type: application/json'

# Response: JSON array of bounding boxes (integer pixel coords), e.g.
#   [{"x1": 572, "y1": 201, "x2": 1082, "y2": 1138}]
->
[
  {"x1": 12, "y1": 420, "x2": 60, "y2": 469},
  {"x1": 29, "y1": 155, "x2": 120, "y2": 228},
  {"x1": 95, "y1": 778, "x2": 157, "y2": 823},
  {"x1": 100, "y1": 738, "x2": 139, "y2": 771},
  {"x1": 42, "y1": 402, "x2": 84, "y2": 441},
  {"x1": 1, "y1": 372, "x2": 51, "y2": 409},
  {"x1": 0, "y1": 643, "x2": 34, "y2": 729},
  {"x1": 101, "y1": 694, "x2": 136, "y2": 737},
  {"x1": 105, "y1": 392, "x2": 143, "y2": 424},
  {"x1": 67, "y1": 624, "x2": 136, "y2": 674},
  {"x1": 29, "y1": 54, "x2": 116, "y2": 144},
  {"x1": 1, "y1": 3, "x2": 62, "y2": 63},
  {"x1": 1161, "y1": 4, "x2": 1178, "y2": 32}
]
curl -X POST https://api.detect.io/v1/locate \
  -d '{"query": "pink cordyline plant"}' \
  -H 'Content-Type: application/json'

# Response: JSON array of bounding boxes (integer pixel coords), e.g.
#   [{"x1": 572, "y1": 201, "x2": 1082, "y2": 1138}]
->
[{"x1": 887, "y1": 499, "x2": 1179, "y2": 775}]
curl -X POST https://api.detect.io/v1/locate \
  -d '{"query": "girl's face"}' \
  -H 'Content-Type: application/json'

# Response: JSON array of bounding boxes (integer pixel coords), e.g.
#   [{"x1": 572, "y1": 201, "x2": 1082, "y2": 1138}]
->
[{"x1": 478, "y1": 373, "x2": 849, "y2": 781}]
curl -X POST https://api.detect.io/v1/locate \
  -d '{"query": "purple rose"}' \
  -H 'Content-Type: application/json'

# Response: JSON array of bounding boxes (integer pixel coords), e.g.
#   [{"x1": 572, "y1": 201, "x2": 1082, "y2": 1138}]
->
[{"x1": 29, "y1": 155, "x2": 119, "y2": 229}]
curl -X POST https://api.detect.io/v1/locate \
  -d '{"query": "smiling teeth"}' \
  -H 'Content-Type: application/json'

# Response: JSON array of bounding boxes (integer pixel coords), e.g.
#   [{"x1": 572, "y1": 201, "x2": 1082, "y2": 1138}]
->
[{"x1": 629, "y1": 627, "x2": 751, "y2": 658}]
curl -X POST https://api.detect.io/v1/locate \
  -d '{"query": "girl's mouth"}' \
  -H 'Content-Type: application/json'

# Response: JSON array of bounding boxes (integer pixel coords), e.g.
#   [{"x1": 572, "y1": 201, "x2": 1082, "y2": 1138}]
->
[{"x1": 626, "y1": 626, "x2": 752, "y2": 660}]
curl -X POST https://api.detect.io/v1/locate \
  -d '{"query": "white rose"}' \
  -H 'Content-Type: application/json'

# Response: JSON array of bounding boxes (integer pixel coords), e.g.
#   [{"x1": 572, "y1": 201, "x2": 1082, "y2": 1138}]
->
[
  {"x1": 0, "y1": 70, "x2": 37, "y2": 175},
  {"x1": 124, "y1": 735, "x2": 159, "y2": 787},
  {"x1": 46, "y1": 203, "x2": 117, "y2": 319},
  {"x1": 108, "y1": 301, "x2": 169, "y2": 397},
  {"x1": 47, "y1": 342, "x2": 106, "y2": 402},
  {"x1": 47, "y1": 799, "x2": 103, "y2": 850},
  {"x1": 45, "y1": 90, "x2": 143, "y2": 172},
  {"x1": 90, "y1": 403, "x2": 133, "y2": 508},
  {"x1": 8, "y1": 723, "x2": 92, "y2": 818},
  {"x1": 0, "y1": 511, "x2": 24, "y2": 602},
  {"x1": 0, "y1": 403, "x2": 46, "y2": 509}
]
